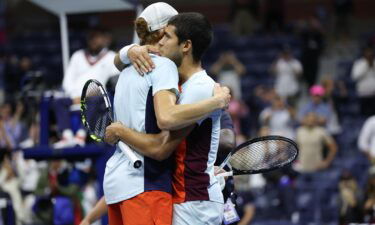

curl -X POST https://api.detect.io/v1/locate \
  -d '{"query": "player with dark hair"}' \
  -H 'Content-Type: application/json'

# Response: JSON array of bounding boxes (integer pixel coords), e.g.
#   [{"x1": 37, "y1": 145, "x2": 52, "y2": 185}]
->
[
  {"x1": 101, "y1": 4, "x2": 230, "y2": 225},
  {"x1": 106, "y1": 12, "x2": 226, "y2": 224}
]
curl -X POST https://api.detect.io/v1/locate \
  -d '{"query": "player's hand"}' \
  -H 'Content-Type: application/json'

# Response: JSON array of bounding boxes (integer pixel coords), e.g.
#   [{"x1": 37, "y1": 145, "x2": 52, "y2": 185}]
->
[
  {"x1": 105, "y1": 122, "x2": 123, "y2": 145},
  {"x1": 214, "y1": 166, "x2": 226, "y2": 176},
  {"x1": 128, "y1": 45, "x2": 158, "y2": 75},
  {"x1": 213, "y1": 83, "x2": 231, "y2": 109}
]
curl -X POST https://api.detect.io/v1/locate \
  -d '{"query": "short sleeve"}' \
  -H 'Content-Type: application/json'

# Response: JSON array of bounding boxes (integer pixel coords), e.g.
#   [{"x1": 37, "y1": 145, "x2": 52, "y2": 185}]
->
[
  {"x1": 149, "y1": 57, "x2": 179, "y2": 96},
  {"x1": 179, "y1": 79, "x2": 220, "y2": 125},
  {"x1": 179, "y1": 82, "x2": 214, "y2": 105}
]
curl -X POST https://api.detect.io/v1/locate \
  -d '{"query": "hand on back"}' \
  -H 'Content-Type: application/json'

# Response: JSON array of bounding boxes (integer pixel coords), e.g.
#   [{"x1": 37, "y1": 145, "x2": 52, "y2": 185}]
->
[{"x1": 128, "y1": 45, "x2": 158, "y2": 75}]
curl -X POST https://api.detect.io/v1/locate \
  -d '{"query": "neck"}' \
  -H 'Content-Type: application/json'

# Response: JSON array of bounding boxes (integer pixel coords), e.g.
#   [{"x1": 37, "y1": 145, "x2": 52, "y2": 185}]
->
[{"x1": 178, "y1": 57, "x2": 203, "y2": 85}]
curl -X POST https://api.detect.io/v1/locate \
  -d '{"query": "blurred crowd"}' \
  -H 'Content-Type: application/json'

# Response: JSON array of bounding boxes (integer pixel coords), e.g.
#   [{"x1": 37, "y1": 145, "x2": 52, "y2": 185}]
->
[{"x1": 1, "y1": 0, "x2": 375, "y2": 224}]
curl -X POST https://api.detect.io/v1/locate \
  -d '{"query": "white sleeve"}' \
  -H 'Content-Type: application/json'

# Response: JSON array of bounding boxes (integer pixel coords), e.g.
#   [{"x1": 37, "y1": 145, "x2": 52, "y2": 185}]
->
[
  {"x1": 293, "y1": 60, "x2": 303, "y2": 74},
  {"x1": 358, "y1": 117, "x2": 375, "y2": 152},
  {"x1": 119, "y1": 44, "x2": 138, "y2": 65},
  {"x1": 62, "y1": 52, "x2": 78, "y2": 95},
  {"x1": 179, "y1": 80, "x2": 217, "y2": 125},
  {"x1": 150, "y1": 58, "x2": 179, "y2": 96},
  {"x1": 351, "y1": 60, "x2": 368, "y2": 81},
  {"x1": 179, "y1": 82, "x2": 214, "y2": 105}
]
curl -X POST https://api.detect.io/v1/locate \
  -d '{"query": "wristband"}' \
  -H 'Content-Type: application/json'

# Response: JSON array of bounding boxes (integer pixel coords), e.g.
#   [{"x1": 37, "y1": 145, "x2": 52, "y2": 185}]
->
[{"x1": 119, "y1": 44, "x2": 138, "y2": 64}]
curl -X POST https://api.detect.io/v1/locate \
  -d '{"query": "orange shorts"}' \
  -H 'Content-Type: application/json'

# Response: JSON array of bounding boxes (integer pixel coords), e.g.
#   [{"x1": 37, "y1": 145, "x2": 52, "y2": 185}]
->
[{"x1": 108, "y1": 191, "x2": 172, "y2": 225}]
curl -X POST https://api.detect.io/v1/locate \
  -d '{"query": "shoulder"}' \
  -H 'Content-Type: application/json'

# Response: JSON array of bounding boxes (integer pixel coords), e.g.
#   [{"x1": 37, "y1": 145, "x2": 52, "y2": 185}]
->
[
  {"x1": 70, "y1": 50, "x2": 85, "y2": 60},
  {"x1": 105, "y1": 50, "x2": 116, "y2": 58},
  {"x1": 316, "y1": 127, "x2": 329, "y2": 136},
  {"x1": 353, "y1": 58, "x2": 366, "y2": 66},
  {"x1": 365, "y1": 116, "x2": 375, "y2": 125}
]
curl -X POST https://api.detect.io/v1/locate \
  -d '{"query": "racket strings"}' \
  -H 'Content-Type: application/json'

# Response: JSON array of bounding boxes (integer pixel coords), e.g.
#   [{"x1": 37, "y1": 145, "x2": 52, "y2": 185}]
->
[
  {"x1": 229, "y1": 139, "x2": 297, "y2": 172},
  {"x1": 83, "y1": 82, "x2": 113, "y2": 139}
]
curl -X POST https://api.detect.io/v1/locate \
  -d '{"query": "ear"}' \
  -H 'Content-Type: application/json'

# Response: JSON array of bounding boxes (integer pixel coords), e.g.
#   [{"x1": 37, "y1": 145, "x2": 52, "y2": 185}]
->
[{"x1": 181, "y1": 40, "x2": 192, "y2": 54}]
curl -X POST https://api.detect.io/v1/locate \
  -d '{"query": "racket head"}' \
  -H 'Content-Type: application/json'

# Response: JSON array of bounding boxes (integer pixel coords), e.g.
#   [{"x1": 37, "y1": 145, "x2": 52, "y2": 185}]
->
[
  {"x1": 229, "y1": 135, "x2": 298, "y2": 175},
  {"x1": 81, "y1": 79, "x2": 113, "y2": 142}
]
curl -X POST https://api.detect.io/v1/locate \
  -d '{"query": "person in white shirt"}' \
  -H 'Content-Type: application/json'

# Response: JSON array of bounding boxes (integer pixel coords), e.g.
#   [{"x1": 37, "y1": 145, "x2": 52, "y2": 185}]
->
[
  {"x1": 259, "y1": 94, "x2": 295, "y2": 140},
  {"x1": 358, "y1": 115, "x2": 375, "y2": 164},
  {"x1": 351, "y1": 46, "x2": 375, "y2": 116},
  {"x1": 271, "y1": 47, "x2": 303, "y2": 106},
  {"x1": 53, "y1": 28, "x2": 119, "y2": 148}
]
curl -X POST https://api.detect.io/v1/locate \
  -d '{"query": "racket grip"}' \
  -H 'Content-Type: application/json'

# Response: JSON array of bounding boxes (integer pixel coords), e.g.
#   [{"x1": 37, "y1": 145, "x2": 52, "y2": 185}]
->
[
  {"x1": 216, "y1": 171, "x2": 233, "y2": 177},
  {"x1": 118, "y1": 141, "x2": 142, "y2": 168}
]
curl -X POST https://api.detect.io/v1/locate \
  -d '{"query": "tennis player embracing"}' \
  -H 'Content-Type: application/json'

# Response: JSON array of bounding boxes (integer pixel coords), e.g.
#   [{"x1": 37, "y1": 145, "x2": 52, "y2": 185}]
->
[
  {"x1": 103, "y1": 2, "x2": 230, "y2": 225},
  {"x1": 105, "y1": 11, "x2": 226, "y2": 225}
]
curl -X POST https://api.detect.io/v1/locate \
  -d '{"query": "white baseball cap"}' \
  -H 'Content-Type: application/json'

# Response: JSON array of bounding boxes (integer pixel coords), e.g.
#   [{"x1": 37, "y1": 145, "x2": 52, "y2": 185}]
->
[{"x1": 139, "y1": 2, "x2": 178, "y2": 32}]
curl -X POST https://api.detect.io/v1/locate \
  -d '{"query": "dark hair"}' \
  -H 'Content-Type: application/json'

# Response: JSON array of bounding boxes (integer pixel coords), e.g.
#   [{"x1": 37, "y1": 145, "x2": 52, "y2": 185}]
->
[
  {"x1": 168, "y1": 12, "x2": 213, "y2": 62},
  {"x1": 135, "y1": 17, "x2": 163, "y2": 45},
  {"x1": 87, "y1": 27, "x2": 109, "y2": 41}
]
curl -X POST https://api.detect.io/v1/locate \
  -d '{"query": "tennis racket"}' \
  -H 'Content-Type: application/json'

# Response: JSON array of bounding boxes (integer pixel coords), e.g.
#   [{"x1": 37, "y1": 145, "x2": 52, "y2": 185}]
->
[
  {"x1": 216, "y1": 135, "x2": 298, "y2": 177},
  {"x1": 81, "y1": 79, "x2": 142, "y2": 168}
]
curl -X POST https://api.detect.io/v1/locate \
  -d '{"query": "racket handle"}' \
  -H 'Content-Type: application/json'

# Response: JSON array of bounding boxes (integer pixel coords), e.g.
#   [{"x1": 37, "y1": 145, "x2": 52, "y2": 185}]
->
[
  {"x1": 118, "y1": 141, "x2": 142, "y2": 168},
  {"x1": 216, "y1": 171, "x2": 233, "y2": 177}
]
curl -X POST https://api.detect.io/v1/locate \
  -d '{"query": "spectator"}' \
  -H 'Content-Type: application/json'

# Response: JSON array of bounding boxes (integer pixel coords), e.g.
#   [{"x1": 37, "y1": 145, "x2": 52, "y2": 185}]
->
[
  {"x1": 321, "y1": 77, "x2": 348, "y2": 121},
  {"x1": 4, "y1": 56, "x2": 33, "y2": 99},
  {"x1": 53, "y1": 27, "x2": 119, "y2": 148},
  {"x1": 0, "y1": 151, "x2": 26, "y2": 224},
  {"x1": 34, "y1": 160, "x2": 84, "y2": 224},
  {"x1": 230, "y1": 0, "x2": 259, "y2": 36},
  {"x1": 259, "y1": 95, "x2": 295, "y2": 140},
  {"x1": 358, "y1": 115, "x2": 375, "y2": 165},
  {"x1": 338, "y1": 170, "x2": 362, "y2": 224},
  {"x1": 333, "y1": 0, "x2": 353, "y2": 38},
  {"x1": 363, "y1": 167, "x2": 375, "y2": 223},
  {"x1": 320, "y1": 78, "x2": 343, "y2": 135},
  {"x1": 351, "y1": 46, "x2": 375, "y2": 116},
  {"x1": 270, "y1": 47, "x2": 303, "y2": 106},
  {"x1": 19, "y1": 121, "x2": 39, "y2": 148},
  {"x1": 295, "y1": 112, "x2": 337, "y2": 172},
  {"x1": 232, "y1": 175, "x2": 257, "y2": 225},
  {"x1": 300, "y1": 17, "x2": 324, "y2": 87},
  {"x1": 210, "y1": 51, "x2": 246, "y2": 99},
  {"x1": 227, "y1": 94, "x2": 249, "y2": 144},
  {"x1": 0, "y1": 101, "x2": 24, "y2": 150},
  {"x1": 298, "y1": 85, "x2": 333, "y2": 129},
  {"x1": 263, "y1": 0, "x2": 285, "y2": 32}
]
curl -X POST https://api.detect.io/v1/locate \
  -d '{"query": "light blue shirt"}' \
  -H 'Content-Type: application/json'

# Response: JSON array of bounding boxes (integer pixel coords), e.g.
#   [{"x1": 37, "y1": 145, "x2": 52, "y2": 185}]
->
[{"x1": 104, "y1": 55, "x2": 179, "y2": 204}]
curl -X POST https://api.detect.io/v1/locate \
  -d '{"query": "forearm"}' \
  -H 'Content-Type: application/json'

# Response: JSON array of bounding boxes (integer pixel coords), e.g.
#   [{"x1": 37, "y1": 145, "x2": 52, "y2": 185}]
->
[
  {"x1": 219, "y1": 129, "x2": 236, "y2": 154},
  {"x1": 85, "y1": 197, "x2": 107, "y2": 223},
  {"x1": 159, "y1": 97, "x2": 221, "y2": 130},
  {"x1": 325, "y1": 142, "x2": 338, "y2": 164},
  {"x1": 116, "y1": 126, "x2": 188, "y2": 161}
]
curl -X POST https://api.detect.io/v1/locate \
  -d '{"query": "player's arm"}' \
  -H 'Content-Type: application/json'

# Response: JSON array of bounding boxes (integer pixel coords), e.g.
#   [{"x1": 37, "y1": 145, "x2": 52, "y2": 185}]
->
[
  {"x1": 219, "y1": 111, "x2": 236, "y2": 155},
  {"x1": 105, "y1": 122, "x2": 193, "y2": 161},
  {"x1": 154, "y1": 84, "x2": 230, "y2": 131},
  {"x1": 79, "y1": 197, "x2": 107, "y2": 225},
  {"x1": 114, "y1": 44, "x2": 157, "y2": 73}
]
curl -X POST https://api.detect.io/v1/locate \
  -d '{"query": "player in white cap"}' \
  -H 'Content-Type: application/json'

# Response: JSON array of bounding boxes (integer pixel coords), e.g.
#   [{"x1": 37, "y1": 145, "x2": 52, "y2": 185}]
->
[{"x1": 81, "y1": 3, "x2": 230, "y2": 225}]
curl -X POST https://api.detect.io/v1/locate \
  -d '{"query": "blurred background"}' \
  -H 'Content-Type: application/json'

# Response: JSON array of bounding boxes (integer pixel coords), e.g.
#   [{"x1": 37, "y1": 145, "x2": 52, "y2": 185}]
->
[{"x1": 1, "y1": 0, "x2": 375, "y2": 224}]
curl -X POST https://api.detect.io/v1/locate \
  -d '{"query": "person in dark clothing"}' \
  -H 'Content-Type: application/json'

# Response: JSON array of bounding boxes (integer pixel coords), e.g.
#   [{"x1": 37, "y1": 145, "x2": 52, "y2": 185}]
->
[{"x1": 300, "y1": 18, "x2": 324, "y2": 87}]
